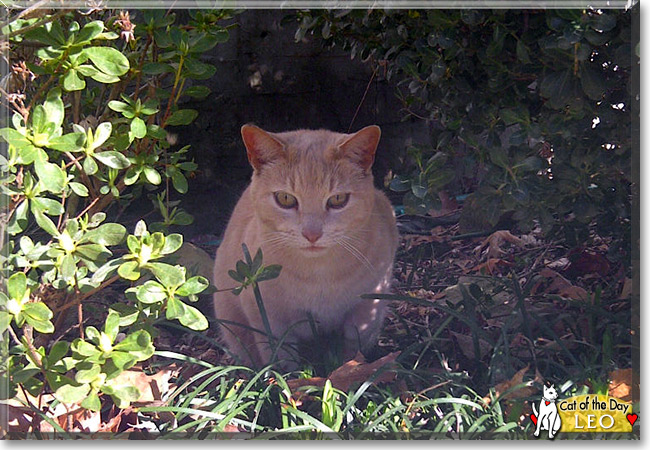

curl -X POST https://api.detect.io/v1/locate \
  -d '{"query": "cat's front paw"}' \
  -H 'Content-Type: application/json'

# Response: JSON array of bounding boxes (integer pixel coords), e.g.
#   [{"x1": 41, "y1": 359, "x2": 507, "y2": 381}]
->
[{"x1": 534, "y1": 430, "x2": 539, "y2": 437}]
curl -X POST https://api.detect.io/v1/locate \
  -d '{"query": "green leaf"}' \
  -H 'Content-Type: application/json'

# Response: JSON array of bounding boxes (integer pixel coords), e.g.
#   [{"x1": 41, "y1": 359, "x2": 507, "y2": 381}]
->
[
  {"x1": 34, "y1": 157, "x2": 65, "y2": 193},
  {"x1": 23, "y1": 302, "x2": 53, "y2": 321},
  {"x1": 170, "y1": 210, "x2": 193, "y2": 226},
  {"x1": 160, "y1": 233, "x2": 182, "y2": 255},
  {"x1": 176, "y1": 302, "x2": 208, "y2": 331},
  {"x1": 516, "y1": 40, "x2": 531, "y2": 64},
  {"x1": 112, "y1": 330, "x2": 154, "y2": 361},
  {"x1": 184, "y1": 85, "x2": 211, "y2": 99},
  {"x1": 148, "y1": 262, "x2": 185, "y2": 288},
  {"x1": 75, "y1": 363, "x2": 101, "y2": 384},
  {"x1": 32, "y1": 208, "x2": 59, "y2": 236},
  {"x1": 7, "y1": 200, "x2": 29, "y2": 235},
  {"x1": 7, "y1": 272, "x2": 27, "y2": 300},
  {"x1": 107, "y1": 100, "x2": 131, "y2": 114},
  {"x1": 135, "y1": 280, "x2": 167, "y2": 304},
  {"x1": 71, "y1": 339, "x2": 101, "y2": 358},
  {"x1": 171, "y1": 171, "x2": 188, "y2": 194},
  {"x1": 24, "y1": 312, "x2": 55, "y2": 333},
  {"x1": 104, "y1": 310, "x2": 120, "y2": 341},
  {"x1": 499, "y1": 108, "x2": 521, "y2": 126},
  {"x1": 55, "y1": 383, "x2": 91, "y2": 404},
  {"x1": 62, "y1": 69, "x2": 86, "y2": 91},
  {"x1": 0, "y1": 128, "x2": 31, "y2": 150},
  {"x1": 93, "y1": 151, "x2": 131, "y2": 169},
  {"x1": 165, "y1": 109, "x2": 198, "y2": 126},
  {"x1": 83, "y1": 155, "x2": 98, "y2": 175},
  {"x1": 213, "y1": 27, "x2": 230, "y2": 43},
  {"x1": 592, "y1": 13, "x2": 616, "y2": 32},
  {"x1": 580, "y1": 64, "x2": 606, "y2": 101},
  {"x1": 48, "y1": 341, "x2": 70, "y2": 364},
  {"x1": 489, "y1": 146, "x2": 509, "y2": 169},
  {"x1": 84, "y1": 223, "x2": 127, "y2": 246},
  {"x1": 228, "y1": 269, "x2": 244, "y2": 283},
  {"x1": 109, "y1": 351, "x2": 137, "y2": 371},
  {"x1": 84, "y1": 46, "x2": 130, "y2": 77},
  {"x1": 130, "y1": 117, "x2": 147, "y2": 139},
  {"x1": 117, "y1": 261, "x2": 141, "y2": 281},
  {"x1": 31, "y1": 197, "x2": 64, "y2": 216},
  {"x1": 540, "y1": 70, "x2": 574, "y2": 109},
  {"x1": 92, "y1": 122, "x2": 112, "y2": 150},
  {"x1": 69, "y1": 182, "x2": 89, "y2": 197},
  {"x1": 165, "y1": 296, "x2": 185, "y2": 320},
  {"x1": 74, "y1": 20, "x2": 104, "y2": 45},
  {"x1": 189, "y1": 34, "x2": 220, "y2": 53},
  {"x1": 109, "y1": 304, "x2": 139, "y2": 327},
  {"x1": 143, "y1": 166, "x2": 161, "y2": 185},
  {"x1": 43, "y1": 88, "x2": 65, "y2": 129},
  {"x1": 0, "y1": 311, "x2": 11, "y2": 334},
  {"x1": 80, "y1": 391, "x2": 101, "y2": 411},
  {"x1": 59, "y1": 253, "x2": 76, "y2": 282},
  {"x1": 177, "y1": 276, "x2": 209, "y2": 297},
  {"x1": 102, "y1": 385, "x2": 140, "y2": 409},
  {"x1": 25, "y1": 24, "x2": 63, "y2": 46},
  {"x1": 48, "y1": 132, "x2": 86, "y2": 152},
  {"x1": 257, "y1": 264, "x2": 282, "y2": 282}
]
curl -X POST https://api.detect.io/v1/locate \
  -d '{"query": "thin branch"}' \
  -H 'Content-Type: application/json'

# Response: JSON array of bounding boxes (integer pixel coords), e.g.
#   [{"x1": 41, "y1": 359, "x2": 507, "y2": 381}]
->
[
  {"x1": 52, "y1": 274, "x2": 120, "y2": 315},
  {"x1": 0, "y1": 1, "x2": 64, "y2": 34},
  {"x1": 348, "y1": 64, "x2": 378, "y2": 133}
]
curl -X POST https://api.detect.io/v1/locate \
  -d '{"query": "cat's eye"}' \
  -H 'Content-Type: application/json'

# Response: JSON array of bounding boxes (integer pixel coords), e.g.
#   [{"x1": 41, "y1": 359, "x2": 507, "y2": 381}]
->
[
  {"x1": 274, "y1": 191, "x2": 298, "y2": 209},
  {"x1": 327, "y1": 193, "x2": 350, "y2": 209}
]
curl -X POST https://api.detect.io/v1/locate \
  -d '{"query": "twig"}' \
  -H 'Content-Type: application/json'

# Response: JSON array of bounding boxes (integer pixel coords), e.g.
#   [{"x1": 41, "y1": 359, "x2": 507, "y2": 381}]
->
[
  {"x1": 133, "y1": 35, "x2": 153, "y2": 99},
  {"x1": 52, "y1": 274, "x2": 120, "y2": 315},
  {"x1": 348, "y1": 64, "x2": 378, "y2": 133},
  {"x1": 56, "y1": 187, "x2": 66, "y2": 230},
  {"x1": 64, "y1": 151, "x2": 99, "y2": 198},
  {"x1": 74, "y1": 195, "x2": 99, "y2": 220},
  {"x1": 77, "y1": 302, "x2": 84, "y2": 340},
  {"x1": 0, "y1": 1, "x2": 64, "y2": 35}
]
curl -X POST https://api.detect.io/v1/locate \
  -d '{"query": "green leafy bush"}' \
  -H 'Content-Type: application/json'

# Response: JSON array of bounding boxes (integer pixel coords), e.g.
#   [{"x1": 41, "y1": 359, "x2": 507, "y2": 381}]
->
[
  {"x1": 294, "y1": 9, "x2": 635, "y2": 254},
  {"x1": 0, "y1": 8, "x2": 236, "y2": 411}
]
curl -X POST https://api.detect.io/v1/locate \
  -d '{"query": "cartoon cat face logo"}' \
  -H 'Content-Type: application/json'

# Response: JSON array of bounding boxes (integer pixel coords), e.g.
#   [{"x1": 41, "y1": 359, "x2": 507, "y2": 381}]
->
[{"x1": 531, "y1": 383, "x2": 562, "y2": 439}]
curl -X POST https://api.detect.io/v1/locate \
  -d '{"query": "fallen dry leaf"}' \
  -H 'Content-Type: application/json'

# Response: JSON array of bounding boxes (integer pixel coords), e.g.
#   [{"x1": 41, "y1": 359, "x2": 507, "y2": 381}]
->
[
  {"x1": 537, "y1": 268, "x2": 589, "y2": 301},
  {"x1": 472, "y1": 258, "x2": 513, "y2": 276},
  {"x1": 475, "y1": 230, "x2": 525, "y2": 259},
  {"x1": 114, "y1": 366, "x2": 177, "y2": 405},
  {"x1": 608, "y1": 368, "x2": 639, "y2": 403},
  {"x1": 287, "y1": 351, "x2": 401, "y2": 394},
  {"x1": 563, "y1": 249, "x2": 611, "y2": 279},
  {"x1": 482, "y1": 365, "x2": 542, "y2": 406}
]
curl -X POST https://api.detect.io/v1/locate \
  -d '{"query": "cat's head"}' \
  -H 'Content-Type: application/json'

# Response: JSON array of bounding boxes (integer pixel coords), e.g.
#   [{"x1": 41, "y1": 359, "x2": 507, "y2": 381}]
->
[
  {"x1": 543, "y1": 383, "x2": 558, "y2": 400},
  {"x1": 241, "y1": 124, "x2": 382, "y2": 256}
]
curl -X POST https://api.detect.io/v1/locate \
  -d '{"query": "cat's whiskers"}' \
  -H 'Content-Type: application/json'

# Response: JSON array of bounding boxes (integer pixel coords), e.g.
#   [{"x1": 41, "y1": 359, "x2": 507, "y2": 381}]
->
[
  {"x1": 335, "y1": 236, "x2": 375, "y2": 273},
  {"x1": 259, "y1": 232, "x2": 293, "y2": 255}
]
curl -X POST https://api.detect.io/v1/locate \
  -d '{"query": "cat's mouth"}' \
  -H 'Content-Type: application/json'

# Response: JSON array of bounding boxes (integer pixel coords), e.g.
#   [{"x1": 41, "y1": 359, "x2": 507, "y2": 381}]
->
[{"x1": 303, "y1": 244, "x2": 327, "y2": 253}]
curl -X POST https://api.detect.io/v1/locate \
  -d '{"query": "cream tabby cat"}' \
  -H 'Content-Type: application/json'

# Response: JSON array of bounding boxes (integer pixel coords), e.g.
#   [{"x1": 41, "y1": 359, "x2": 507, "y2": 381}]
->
[{"x1": 212, "y1": 124, "x2": 398, "y2": 367}]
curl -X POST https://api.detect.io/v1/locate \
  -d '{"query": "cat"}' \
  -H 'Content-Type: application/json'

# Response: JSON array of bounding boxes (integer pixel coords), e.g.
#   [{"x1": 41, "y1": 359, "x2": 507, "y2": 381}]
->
[
  {"x1": 532, "y1": 383, "x2": 562, "y2": 439},
  {"x1": 212, "y1": 124, "x2": 399, "y2": 368}
]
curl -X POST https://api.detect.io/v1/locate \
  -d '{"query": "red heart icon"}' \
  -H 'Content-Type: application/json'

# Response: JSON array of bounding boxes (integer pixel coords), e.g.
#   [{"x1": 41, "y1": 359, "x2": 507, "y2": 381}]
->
[
  {"x1": 530, "y1": 414, "x2": 538, "y2": 426},
  {"x1": 627, "y1": 413, "x2": 638, "y2": 426},
  {"x1": 545, "y1": 401, "x2": 550, "y2": 406}
]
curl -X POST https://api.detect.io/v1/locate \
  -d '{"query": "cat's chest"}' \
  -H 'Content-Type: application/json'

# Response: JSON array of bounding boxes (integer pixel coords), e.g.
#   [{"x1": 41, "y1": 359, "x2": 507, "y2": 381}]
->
[{"x1": 264, "y1": 258, "x2": 389, "y2": 315}]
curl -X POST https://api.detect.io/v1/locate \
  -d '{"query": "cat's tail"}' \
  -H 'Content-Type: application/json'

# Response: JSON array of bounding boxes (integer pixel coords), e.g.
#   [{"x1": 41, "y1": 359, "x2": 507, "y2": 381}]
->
[{"x1": 532, "y1": 403, "x2": 538, "y2": 417}]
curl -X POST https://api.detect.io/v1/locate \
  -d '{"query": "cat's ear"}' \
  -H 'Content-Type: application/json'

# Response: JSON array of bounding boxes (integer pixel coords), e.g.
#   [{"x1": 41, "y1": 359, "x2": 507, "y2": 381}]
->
[
  {"x1": 241, "y1": 124, "x2": 285, "y2": 171},
  {"x1": 337, "y1": 125, "x2": 381, "y2": 172}
]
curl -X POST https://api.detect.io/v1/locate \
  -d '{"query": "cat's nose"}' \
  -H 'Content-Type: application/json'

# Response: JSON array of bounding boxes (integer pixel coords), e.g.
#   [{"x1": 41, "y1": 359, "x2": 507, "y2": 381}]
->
[{"x1": 302, "y1": 227, "x2": 323, "y2": 243}]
